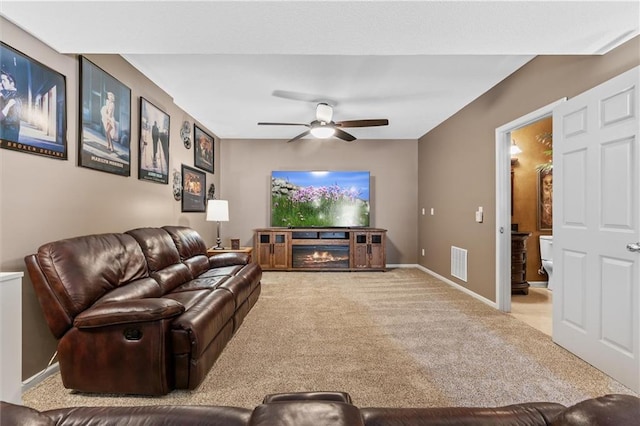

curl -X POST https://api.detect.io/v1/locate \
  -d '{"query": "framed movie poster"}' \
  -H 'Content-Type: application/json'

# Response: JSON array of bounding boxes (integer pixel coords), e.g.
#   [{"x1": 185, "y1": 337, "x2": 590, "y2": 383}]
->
[
  {"x1": 181, "y1": 164, "x2": 206, "y2": 212},
  {"x1": 79, "y1": 56, "x2": 131, "y2": 176},
  {"x1": 139, "y1": 98, "x2": 169, "y2": 184},
  {"x1": 194, "y1": 124, "x2": 214, "y2": 173},
  {"x1": 0, "y1": 42, "x2": 67, "y2": 159},
  {"x1": 537, "y1": 169, "x2": 553, "y2": 231}
]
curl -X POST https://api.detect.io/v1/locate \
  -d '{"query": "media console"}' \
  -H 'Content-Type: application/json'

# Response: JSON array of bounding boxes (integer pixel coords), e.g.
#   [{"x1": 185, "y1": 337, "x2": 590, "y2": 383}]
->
[{"x1": 254, "y1": 227, "x2": 387, "y2": 271}]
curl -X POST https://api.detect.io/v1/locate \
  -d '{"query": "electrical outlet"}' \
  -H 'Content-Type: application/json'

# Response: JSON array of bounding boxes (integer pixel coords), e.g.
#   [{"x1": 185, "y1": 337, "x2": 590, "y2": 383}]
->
[{"x1": 421, "y1": 248, "x2": 425, "y2": 256}]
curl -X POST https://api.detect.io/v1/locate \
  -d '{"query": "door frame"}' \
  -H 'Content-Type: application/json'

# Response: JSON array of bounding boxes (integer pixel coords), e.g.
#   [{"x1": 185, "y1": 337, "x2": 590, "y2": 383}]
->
[{"x1": 495, "y1": 98, "x2": 566, "y2": 312}]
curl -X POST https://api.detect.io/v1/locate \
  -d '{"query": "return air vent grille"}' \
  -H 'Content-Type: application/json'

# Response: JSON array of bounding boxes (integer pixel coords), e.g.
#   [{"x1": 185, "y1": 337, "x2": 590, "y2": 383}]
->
[{"x1": 451, "y1": 246, "x2": 468, "y2": 282}]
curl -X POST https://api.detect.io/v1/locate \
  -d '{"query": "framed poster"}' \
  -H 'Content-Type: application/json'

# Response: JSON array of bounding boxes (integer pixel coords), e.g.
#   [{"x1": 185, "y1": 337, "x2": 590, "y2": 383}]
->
[
  {"x1": 79, "y1": 56, "x2": 131, "y2": 176},
  {"x1": 194, "y1": 124, "x2": 214, "y2": 173},
  {"x1": 537, "y1": 169, "x2": 553, "y2": 231},
  {"x1": 139, "y1": 97, "x2": 169, "y2": 184},
  {"x1": 0, "y1": 42, "x2": 67, "y2": 159},
  {"x1": 181, "y1": 164, "x2": 206, "y2": 212}
]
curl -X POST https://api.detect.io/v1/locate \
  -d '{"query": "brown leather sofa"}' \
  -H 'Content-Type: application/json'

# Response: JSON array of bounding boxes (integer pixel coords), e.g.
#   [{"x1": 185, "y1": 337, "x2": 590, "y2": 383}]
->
[
  {"x1": 2, "y1": 392, "x2": 639, "y2": 425},
  {"x1": 24, "y1": 226, "x2": 261, "y2": 395}
]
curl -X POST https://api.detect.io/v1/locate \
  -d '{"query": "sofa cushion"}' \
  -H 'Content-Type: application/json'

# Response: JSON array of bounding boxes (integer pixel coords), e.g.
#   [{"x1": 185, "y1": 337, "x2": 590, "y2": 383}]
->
[
  {"x1": 173, "y1": 275, "x2": 229, "y2": 292},
  {"x1": 163, "y1": 225, "x2": 211, "y2": 277},
  {"x1": 171, "y1": 289, "x2": 235, "y2": 357},
  {"x1": 127, "y1": 227, "x2": 192, "y2": 293},
  {"x1": 550, "y1": 394, "x2": 640, "y2": 426},
  {"x1": 249, "y1": 401, "x2": 364, "y2": 426},
  {"x1": 360, "y1": 402, "x2": 566, "y2": 426},
  {"x1": 45, "y1": 405, "x2": 252, "y2": 426},
  {"x1": 29, "y1": 233, "x2": 149, "y2": 337},
  {"x1": 94, "y1": 277, "x2": 162, "y2": 304},
  {"x1": 0, "y1": 401, "x2": 54, "y2": 426}
]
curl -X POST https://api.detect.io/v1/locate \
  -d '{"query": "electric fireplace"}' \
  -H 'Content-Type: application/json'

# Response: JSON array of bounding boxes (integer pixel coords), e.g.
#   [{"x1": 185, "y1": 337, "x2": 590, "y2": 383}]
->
[{"x1": 291, "y1": 245, "x2": 350, "y2": 269}]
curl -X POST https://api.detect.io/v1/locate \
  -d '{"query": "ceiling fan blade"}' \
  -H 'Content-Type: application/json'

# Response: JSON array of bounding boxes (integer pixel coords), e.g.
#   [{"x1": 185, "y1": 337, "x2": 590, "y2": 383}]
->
[
  {"x1": 272, "y1": 90, "x2": 338, "y2": 106},
  {"x1": 336, "y1": 119, "x2": 389, "y2": 128},
  {"x1": 334, "y1": 128, "x2": 356, "y2": 142},
  {"x1": 287, "y1": 130, "x2": 311, "y2": 143},
  {"x1": 258, "y1": 122, "x2": 310, "y2": 127}
]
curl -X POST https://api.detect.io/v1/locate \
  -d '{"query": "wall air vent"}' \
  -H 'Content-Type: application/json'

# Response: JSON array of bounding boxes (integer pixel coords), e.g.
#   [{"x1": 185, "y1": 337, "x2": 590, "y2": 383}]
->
[{"x1": 451, "y1": 246, "x2": 468, "y2": 282}]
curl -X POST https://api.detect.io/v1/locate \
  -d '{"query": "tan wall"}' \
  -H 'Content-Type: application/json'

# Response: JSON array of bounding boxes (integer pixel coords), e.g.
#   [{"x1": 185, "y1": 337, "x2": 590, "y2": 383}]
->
[
  {"x1": 218, "y1": 138, "x2": 419, "y2": 265},
  {"x1": 0, "y1": 18, "x2": 220, "y2": 379},
  {"x1": 511, "y1": 117, "x2": 552, "y2": 282},
  {"x1": 418, "y1": 36, "x2": 640, "y2": 302}
]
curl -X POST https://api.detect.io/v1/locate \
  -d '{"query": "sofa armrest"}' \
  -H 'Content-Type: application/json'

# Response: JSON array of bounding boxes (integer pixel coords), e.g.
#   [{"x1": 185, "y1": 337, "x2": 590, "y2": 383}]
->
[
  {"x1": 209, "y1": 252, "x2": 250, "y2": 267},
  {"x1": 74, "y1": 298, "x2": 184, "y2": 329}
]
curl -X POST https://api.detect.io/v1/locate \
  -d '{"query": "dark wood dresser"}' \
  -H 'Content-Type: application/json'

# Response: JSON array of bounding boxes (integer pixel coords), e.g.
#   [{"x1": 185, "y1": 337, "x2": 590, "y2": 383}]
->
[{"x1": 511, "y1": 232, "x2": 531, "y2": 295}]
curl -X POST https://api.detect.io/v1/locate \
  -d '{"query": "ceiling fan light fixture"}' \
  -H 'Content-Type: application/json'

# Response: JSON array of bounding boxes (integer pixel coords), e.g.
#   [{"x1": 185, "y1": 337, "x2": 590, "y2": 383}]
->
[
  {"x1": 316, "y1": 103, "x2": 333, "y2": 123},
  {"x1": 310, "y1": 125, "x2": 335, "y2": 139}
]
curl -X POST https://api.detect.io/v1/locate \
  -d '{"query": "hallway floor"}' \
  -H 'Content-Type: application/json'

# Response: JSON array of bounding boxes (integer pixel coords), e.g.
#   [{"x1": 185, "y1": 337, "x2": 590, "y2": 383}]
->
[{"x1": 510, "y1": 287, "x2": 552, "y2": 336}]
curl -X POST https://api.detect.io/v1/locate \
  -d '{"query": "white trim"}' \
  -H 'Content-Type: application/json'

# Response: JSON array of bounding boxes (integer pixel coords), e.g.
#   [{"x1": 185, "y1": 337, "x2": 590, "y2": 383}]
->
[
  {"x1": 386, "y1": 263, "x2": 420, "y2": 269},
  {"x1": 21, "y1": 362, "x2": 60, "y2": 393},
  {"x1": 494, "y1": 98, "x2": 566, "y2": 313},
  {"x1": 416, "y1": 265, "x2": 497, "y2": 309}
]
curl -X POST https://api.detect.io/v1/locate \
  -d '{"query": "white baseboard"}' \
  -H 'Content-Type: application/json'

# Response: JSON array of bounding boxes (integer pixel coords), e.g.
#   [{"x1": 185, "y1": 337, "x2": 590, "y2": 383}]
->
[
  {"x1": 528, "y1": 281, "x2": 549, "y2": 288},
  {"x1": 414, "y1": 265, "x2": 497, "y2": 309},
  {"x1": 22, "y1": 362, "x2": 59, "y2": 393}
]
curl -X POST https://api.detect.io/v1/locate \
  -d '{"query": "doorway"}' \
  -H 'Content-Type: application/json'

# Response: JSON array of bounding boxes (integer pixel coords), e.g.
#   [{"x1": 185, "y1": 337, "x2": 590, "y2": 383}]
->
[{"x1": 495, "y1": 99, "x2": 566, "y2": 313}]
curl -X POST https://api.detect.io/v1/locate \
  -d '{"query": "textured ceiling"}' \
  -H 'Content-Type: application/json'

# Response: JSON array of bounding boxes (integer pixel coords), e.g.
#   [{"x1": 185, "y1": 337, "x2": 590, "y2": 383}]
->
[{"x1": 1, "y1": 1, "x2": 638, "y2": 140}]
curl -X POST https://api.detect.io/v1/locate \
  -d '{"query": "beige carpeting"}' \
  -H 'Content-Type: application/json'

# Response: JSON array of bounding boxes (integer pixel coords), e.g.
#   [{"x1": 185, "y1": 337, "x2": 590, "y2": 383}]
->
[{"x1": 23, "y1": 268, "x2": 636, "y2": 411}]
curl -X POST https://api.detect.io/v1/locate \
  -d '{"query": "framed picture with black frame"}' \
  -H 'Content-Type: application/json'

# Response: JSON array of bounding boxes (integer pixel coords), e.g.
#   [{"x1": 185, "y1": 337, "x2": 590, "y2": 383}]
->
[
  {"x1": 181, "y1": 164, "x2": 206, "y2": 212},
  {"x1": 138, "y1": 97, "x2": 169, "y2": 184},
  {"x1": 193, "y1": 123, "x2": 214, "y2": 173},
  {"x1": 0, "y1": 42, "x2": 67, "y2": 159},
  {"x1": 79, "y1": 56, "x2": 131, "y2": 176}
]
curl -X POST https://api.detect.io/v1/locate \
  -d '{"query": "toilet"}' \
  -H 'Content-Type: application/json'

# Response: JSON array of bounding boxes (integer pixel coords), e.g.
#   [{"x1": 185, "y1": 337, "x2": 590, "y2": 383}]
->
[{"x1": 539, "y1": 235, "x2": 554, "y2": 290}]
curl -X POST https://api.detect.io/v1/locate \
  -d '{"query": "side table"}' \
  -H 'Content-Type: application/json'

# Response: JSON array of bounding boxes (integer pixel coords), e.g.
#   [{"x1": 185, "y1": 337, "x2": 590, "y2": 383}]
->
[{"x1": 207, "y1": 247, "x2": 253, "y2": 262}]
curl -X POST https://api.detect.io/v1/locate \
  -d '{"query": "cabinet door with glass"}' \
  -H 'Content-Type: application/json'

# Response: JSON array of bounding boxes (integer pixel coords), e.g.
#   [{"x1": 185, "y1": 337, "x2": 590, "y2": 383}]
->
[
  {"x1": 352, "y1": 231, "x2": 386, "y2": 270},
  {"x1": 255, "y1": 231, "x2": 289, "y2": 270}
]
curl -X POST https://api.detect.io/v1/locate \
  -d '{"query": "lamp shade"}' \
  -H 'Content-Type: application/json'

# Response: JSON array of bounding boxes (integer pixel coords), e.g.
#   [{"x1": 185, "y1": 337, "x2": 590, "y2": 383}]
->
[{"x1": 206, "y1": 200, "x2": 229, "y2": 222}]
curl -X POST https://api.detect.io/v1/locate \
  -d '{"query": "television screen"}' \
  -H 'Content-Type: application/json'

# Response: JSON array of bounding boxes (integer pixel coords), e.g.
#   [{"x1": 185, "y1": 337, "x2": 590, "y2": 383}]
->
[{"x1": 271, "y1": 170, "x2": 370, "y2": 227}]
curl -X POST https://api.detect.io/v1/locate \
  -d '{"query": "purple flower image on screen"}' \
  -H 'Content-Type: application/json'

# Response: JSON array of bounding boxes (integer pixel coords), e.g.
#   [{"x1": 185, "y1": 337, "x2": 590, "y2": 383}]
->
[{"x1": 271, "y1": 171, "x2": 370, "y2": 227}]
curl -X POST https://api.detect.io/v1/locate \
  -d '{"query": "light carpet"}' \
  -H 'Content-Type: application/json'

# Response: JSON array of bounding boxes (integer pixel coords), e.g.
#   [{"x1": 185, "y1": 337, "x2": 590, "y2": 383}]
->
[{"x1": 22, "y1": 268, "x2": 636, "y2": 410}]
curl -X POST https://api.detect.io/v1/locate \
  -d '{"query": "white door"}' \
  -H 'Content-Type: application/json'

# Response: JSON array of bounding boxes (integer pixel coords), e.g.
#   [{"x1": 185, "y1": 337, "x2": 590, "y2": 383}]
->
[{"x1": 553, "y1": 66, "x2": 640, "y2": 392}]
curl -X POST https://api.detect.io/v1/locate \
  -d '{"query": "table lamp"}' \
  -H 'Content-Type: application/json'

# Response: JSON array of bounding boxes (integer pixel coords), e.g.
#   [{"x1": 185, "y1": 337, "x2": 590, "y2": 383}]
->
[{"x1": 206, "y1": 200, "x2": 229, "y2": 250}]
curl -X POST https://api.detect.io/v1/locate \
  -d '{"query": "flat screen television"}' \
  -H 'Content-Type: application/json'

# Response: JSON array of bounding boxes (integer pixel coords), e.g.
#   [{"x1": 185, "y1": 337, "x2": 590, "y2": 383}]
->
[{"x1": 271, "y1": 170, "x2": 370, "y2": 227}]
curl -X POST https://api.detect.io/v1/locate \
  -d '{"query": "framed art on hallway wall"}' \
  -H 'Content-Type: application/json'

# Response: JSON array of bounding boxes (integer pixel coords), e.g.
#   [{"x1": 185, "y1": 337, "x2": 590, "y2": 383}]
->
[
  {"x1": 0, "y1": 42, "x2": 67, "y2": 160},
  {"x1": 537, "y1": 169, "x2": 553, "y2": 231},
  {"x1": 194, "y1": 124, "x2": 214, "y2": 173},
  {"x1": 79, "y1": 56, "x2": 131, "y2": 176},
  {"x1": 138, "y1": 97, "x2": 169, "y2": 184}
]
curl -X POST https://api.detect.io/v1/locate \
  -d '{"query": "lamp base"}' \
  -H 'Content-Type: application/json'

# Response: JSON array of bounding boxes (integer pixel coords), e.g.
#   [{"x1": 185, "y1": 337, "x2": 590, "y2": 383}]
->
[{"x1": 212, "y1": 238, "x2": 224, "y2": 250}]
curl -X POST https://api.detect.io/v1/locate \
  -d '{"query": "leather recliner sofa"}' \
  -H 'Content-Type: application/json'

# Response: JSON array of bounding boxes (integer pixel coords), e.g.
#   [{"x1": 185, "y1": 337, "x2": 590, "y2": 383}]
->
[
  {"x1": 24, "y1": 225, "x2": 261, "y2": 395},
  {"x1": 2, "y1": 392, "x2": 639, "y2": 425}
]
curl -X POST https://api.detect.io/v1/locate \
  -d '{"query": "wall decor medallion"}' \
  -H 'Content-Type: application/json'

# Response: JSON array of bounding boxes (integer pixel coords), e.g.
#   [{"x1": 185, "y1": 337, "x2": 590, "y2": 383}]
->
[
  {"x1": 207, "y1": 183, "x2": 216, "y2": 200},
  {"x1": 172, "y1": 169, "x2": 182, "y2": 201},
  {"x1": 181, "y1": 120, "x2": 191, "y2": 149}
]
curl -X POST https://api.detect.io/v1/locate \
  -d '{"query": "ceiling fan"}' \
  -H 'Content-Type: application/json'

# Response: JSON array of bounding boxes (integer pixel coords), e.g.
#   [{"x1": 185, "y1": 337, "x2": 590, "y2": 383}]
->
[{"x1": 258, "y1": 103, "x2": 389, "y2": 143}]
